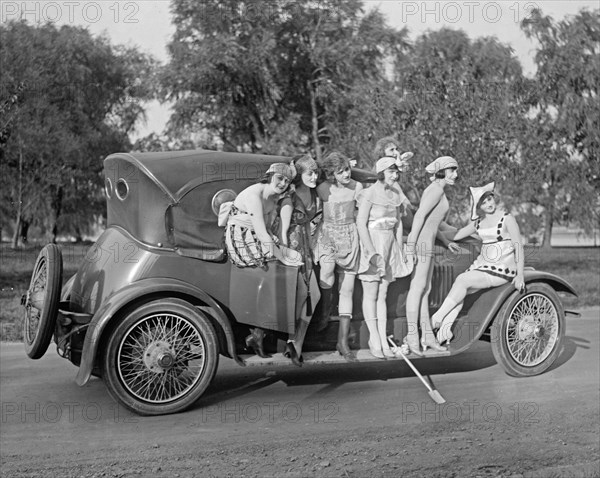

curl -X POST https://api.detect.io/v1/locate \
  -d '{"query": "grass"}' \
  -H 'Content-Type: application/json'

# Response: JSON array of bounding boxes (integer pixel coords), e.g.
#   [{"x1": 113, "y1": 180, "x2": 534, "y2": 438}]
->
[{"x1": 1, "y1": 242, "x2": 598, "y2": 342}]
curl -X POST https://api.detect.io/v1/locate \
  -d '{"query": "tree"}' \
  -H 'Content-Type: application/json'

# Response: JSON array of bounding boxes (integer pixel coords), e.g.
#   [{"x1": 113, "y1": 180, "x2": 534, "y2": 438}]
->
[
  {"x1": 392, "y1": 29, "x2": 529, "y2": 222},
  {"x1": 520, "y1": 8, "x2": 600, "y2": 248},
  {"x1": 0, "y1": 21, "x2": 156, "y2": 247},
  {"x1": 162, "y1": 0, "x2": 405, "y2": 157}
]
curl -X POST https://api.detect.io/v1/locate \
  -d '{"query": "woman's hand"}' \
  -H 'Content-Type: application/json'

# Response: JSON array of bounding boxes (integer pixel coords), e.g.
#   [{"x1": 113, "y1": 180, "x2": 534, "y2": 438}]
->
[
  {"x1": 512, "y1": 274, "x2": 525, "y2": 293},
  {"x1": 447, "y1": 242, "x2": 461, "y2": 254},
  {"x1": 405, "y1": 242, "x2": 417, "y2": 264}
]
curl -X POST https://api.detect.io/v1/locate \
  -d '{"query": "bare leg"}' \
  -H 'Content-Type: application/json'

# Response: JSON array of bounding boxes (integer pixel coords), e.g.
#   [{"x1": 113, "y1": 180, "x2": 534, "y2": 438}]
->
[
  {"x1": 405, "y1": 257, "x2": 430, "y2": 356},
  {"x1": 419, "y1": 258, "x2": 446, "y2": 351},
  {"x1": 435, "y1": 271, "x2": 508, "y2": 344}
]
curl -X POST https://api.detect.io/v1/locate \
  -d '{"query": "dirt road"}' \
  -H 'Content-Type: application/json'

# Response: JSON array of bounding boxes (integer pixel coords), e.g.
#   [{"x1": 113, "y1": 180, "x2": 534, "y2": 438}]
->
[{"x1": 1, "y1": 309, "x2": 599, "y2": 478}]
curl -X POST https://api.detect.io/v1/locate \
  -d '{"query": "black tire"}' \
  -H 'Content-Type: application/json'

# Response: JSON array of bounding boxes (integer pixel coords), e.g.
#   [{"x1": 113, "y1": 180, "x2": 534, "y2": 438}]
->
[
  {"x1": 23, "y1": 244, "x2": 63, "y2": 359},
  {"x1": 491, "y1": 283, "x2": 565, "y2": 377},
  {"x1": 102, "y1": 299, "x2": 219, "y2": 416}
]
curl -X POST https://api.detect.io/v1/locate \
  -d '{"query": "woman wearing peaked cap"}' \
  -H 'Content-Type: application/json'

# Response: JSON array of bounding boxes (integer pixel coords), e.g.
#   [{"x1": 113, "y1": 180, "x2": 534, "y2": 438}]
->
[
  {"x1": 431, "y1": 182, "x2": 525, "y2": 345},
  {"x1": 356, "y1": 153, "x2": 414, "y2": 359},
  {"x1": 404, "y1": 156, "x2": 461, "y2": 356}
]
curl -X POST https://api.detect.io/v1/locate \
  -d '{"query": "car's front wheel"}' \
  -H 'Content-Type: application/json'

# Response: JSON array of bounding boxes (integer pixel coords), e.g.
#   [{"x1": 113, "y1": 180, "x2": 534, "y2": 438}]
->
[
  {"x1": 491, "y1": 283, "x2": 565, "y2": 377},
  {"x1": 103, "y1": 299, "x2": 219, "y2": 415}
]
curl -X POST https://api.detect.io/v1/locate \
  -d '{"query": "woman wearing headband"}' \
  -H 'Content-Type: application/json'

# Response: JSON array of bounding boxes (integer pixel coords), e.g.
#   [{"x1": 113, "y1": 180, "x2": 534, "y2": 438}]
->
[
  {"x1": 405, "y1": 156, "x2": 461, "y2": 355},
  {"x1": 357, "y1": 152, "x2": 414, "y2": 359},
  {"x1": 278, "y1": 154, "x2": 322, "y2": 366},
  {"x1": 223, "y1": 162, "x2": 296, "y2": 357},
  {"x1": 432, "y1": 182, "x2": 525, "y2": 345}
]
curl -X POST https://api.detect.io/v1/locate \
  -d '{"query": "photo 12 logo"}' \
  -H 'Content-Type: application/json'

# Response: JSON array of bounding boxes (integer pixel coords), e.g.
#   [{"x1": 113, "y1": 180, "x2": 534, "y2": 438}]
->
[
  {"x1": 1, "y1": 1, "x2": 140, "y2": 24},
  {"x1": 399, "y1": 1, "x2": 540, "y2": 24}
]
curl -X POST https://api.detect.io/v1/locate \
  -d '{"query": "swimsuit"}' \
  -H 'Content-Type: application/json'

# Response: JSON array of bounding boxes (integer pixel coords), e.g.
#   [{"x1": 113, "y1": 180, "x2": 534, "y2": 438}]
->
[
  {"x1": 468, "y1": 213, "x2": 517, "y2": 279},
  {"x1": 357, "y1": 182, "x2": 412, "y2": 282},
  {"x1": 315, "y1": 183, "x2": 360, "y2": 272},
  {"x1": 224, "y1": 204, "x2": 276, "y2": 268}
]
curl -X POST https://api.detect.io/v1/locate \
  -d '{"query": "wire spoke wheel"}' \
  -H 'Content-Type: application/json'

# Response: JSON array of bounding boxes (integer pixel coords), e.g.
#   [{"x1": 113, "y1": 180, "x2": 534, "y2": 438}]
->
[
  {"x1": 118, "y1": 313, "x2": 206, "y2": 403},
  {"x1": 506, "y1": 293, "x2": 559, "y2": 367},
  {"x1": 492, "y1": 283, "x2": 565, "y2": 377},
  {"x1": 23, "y1": 245, "x2": 62, "y2": 359},
  {"x1": 104, "y1": 299, "x2": 219, "y2": 415}
]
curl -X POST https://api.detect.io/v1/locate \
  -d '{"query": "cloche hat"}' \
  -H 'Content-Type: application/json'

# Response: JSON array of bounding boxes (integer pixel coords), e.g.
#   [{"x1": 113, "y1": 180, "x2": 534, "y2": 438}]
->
[
  {"x1": 425, "y1": 156, "x2": 458, "y2": 181},
  {"x1": 469, "y1": 182, "x2": 495, "y2": 220}
]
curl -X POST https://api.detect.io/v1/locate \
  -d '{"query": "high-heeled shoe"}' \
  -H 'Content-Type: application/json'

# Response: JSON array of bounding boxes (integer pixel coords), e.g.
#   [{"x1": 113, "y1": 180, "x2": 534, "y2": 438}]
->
[
  {"x1": 381, "y1": 347, "x2": 396, "y2": 358},
  {"x1": 436, "y1": 317, "x2": 454, "y2": 346},
  {"x1": 284, "y1": 341, "x2": 302, "y2": 367},
  {"x1": 245, "y1": 330, "x2": 271, "y2": 358},
  {"x1": 336, "y1": 343, "x2": 358, "y2": 362},
  {"x1": 368, "y1": 339, "x2": 386, "y2": 359},
  {"x1": 403, "y1": 335, "x2": 424, "y2": 356},
  {"x1": 421, "y1": 335, "x2": 447, "y2": 352}
]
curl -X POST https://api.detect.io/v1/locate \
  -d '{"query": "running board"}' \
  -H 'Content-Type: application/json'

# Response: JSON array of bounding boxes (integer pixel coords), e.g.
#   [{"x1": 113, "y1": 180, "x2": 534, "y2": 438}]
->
[
  {"x1": 240, "y1": 348, "x2": 451, "y2": 366},
  {"x1": 565, "y1": 310, "x2": 581, "y2": 317}
]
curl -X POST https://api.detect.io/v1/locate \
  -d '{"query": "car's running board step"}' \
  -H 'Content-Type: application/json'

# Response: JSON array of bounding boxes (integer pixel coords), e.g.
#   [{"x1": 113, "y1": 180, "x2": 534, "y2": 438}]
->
[{"x1": 240, "y1": 348, "x2": 451, "y2": 366}]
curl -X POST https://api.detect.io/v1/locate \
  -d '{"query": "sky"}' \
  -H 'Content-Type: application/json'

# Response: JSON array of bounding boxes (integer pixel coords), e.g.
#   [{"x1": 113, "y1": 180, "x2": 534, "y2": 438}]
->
[{"x1": 2, "y1": 1, "x2": 597, "y2": 139}]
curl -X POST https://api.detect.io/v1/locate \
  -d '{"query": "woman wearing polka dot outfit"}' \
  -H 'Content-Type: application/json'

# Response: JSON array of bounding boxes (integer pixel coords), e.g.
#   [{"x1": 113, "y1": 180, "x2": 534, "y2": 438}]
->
[{"x1": 432, "y1": 182, "x2": 525, "y2": 345}]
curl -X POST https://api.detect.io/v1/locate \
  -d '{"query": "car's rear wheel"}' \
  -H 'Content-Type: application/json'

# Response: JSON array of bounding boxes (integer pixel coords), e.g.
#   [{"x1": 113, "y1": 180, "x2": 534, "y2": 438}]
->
[
  {"x1": 23, "y1": 244, "x2": 63, "y2": 359},
  {"x1": 491, "y1": 283, "x2": 565, "y2": 377},
  {"x1": 103, "y1": 299, "x2": 219, "y2": 416}
]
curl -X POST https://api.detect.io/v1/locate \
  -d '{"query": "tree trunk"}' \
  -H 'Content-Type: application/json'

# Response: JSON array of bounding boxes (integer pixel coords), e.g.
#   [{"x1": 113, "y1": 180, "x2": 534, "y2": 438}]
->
[
  {"x1": 47, "y1": 186, "x2": 63, "y2": 244},
  {"x1": 541, "y1": 205, "x2": 554, "y2": 250},
  {"x1": 308, "y1": 79, "x2": 321, "y2": 161},
  {"x1": 20, "y1": 219, "x2": 30, "y2": 244},
  {"x1": 11, "y1": 141, "x2": 24, "y2": 249},
  {"x1": 11, "y1": 215, "x2": 21, "y2": 249}
]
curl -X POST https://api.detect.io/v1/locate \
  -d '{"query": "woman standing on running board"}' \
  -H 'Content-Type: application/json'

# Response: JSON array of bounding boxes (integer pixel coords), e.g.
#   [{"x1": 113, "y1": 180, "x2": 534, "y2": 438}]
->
[
  {"x1": 313, "y1": 151, "x2": 363, "y2": 362},
  {"x1": 432, "y1": 182, "x2": 525, "y2": 345},
  {"x1": 356, "y1": 153, "x2": 414, "y2": 359},
  {"x1": 405, "y1": 156, "x2": 461, "y2": 356},
  {"x1": 278, "y1": 154, "x2": 322, "y2": 366}
]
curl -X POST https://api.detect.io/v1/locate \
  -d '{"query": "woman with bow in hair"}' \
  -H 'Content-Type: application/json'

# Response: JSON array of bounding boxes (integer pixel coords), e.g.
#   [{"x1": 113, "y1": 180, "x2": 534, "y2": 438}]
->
[
  {"x1": 431, "y1": 182, "x2": 525, "y2": 345},
  {"x1": 356, "y1": 152, "x2": 414, "y2": 359}
]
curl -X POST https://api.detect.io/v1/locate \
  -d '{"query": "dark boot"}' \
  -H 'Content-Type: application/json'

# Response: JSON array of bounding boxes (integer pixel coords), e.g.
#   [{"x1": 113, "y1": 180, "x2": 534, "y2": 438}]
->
[
  {"x1": 314, "y1": 287, "x2": 333, "y2": 332},
  {"x1": 336, "y1": 315, "x2": 358, "y2": 362}
]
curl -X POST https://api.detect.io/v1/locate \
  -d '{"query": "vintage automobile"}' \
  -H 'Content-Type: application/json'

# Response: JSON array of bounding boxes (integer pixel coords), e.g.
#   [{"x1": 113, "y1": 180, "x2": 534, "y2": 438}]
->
[{"x1": 22, "y1": 150, "x2": 577, "y2": 415}]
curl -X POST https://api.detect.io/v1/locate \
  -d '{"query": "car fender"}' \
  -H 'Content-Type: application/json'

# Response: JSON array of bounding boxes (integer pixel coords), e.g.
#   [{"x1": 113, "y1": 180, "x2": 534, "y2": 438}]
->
[
  {"x1": 448, "y1": 270, "x2": 577, "y2": 355},
  {"x1": 60, "y1": 275, "x2": 76, "y2": 302},
  {"x1": 75, "y1": 277, "x2": 241, "y2": 386}
]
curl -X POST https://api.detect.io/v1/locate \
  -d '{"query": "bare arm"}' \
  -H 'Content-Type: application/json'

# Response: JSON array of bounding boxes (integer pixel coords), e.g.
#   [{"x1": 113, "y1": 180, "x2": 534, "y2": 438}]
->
[
  {"x1": 505, "y1": 215, "x2": 525, "y2": 291},
  {"x1": 279, "y1": 197, "x2": 293, "y2": 246},
  {"x1": 243, "y1": 188, "x2": 276, "y2": 247},
  {"x1": 356, "y1": 197, "x2": 375, "y2": 256},
  {"x1": 453, "y1": 222, "x2": 477, "y2": 241}
]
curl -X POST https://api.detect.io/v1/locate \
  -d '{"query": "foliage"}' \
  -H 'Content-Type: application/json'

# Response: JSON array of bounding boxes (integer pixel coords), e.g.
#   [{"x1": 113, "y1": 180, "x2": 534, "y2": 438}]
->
[
  {"x1": 519, "y1": 9, "x2": 600, "y2": 247},
  {"x1": 0, "y1": 21, "x2": 157, "y2": 246},
  {"x1": 162, "y1": 0, "x2": 405, "y2": 157},
  {"x1": 390, "y1": 29, "x2": 529, "y2": 223}
]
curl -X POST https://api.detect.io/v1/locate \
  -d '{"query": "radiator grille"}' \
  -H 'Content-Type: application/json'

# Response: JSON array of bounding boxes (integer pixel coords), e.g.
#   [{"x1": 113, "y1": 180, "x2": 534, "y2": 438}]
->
[{"x1": 430, "y1": 264, "x2": 455, "y2": 308}]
